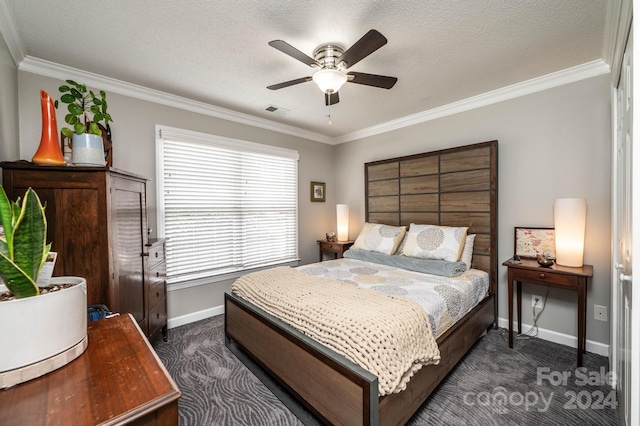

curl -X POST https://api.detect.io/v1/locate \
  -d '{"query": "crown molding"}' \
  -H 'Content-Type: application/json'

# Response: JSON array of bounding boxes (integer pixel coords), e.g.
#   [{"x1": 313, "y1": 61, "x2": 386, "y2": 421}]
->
[
  {"x1": 16, "y1": 56, "x2": 612, "y2": 146},
  {"x1": 0, "y1": 0, "x2": 25, "y2": 66},
  {"x1": 18, "y1": 56, "x2": 333, "y2": 145},
  {"x1": 334, "y1": 59, "x2": 611, "y2": 144}
]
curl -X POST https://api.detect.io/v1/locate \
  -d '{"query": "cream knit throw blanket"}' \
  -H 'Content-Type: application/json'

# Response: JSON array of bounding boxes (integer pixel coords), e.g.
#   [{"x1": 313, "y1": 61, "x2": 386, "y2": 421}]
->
[{"x1": 231, "y1": 266, "x2": 441, "y2": 396}]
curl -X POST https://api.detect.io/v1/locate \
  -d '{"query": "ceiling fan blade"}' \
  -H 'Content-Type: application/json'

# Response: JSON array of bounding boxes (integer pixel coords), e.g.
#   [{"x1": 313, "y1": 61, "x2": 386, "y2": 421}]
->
[
  {"x1": 347, "y1": 72, "x2": 397, "y2": 89},
  {"x1": 269, "y1": 40, "x2": 320, "y2": 67},
  {"x1": 267, "y1": 77, "x2": 313, "y2": 90},
  {"x1": 325, "y1": 92, "x2": 339, "y2": 106},
  {"x1": 337, "y1": 30, "x2": 388, "y2": 69}
]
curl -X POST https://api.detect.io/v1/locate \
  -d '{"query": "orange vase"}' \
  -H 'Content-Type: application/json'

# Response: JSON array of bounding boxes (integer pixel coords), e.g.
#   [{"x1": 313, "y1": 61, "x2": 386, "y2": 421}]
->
[{"x1": 32, "y1": 90, "x2": 66, "y2": 166}]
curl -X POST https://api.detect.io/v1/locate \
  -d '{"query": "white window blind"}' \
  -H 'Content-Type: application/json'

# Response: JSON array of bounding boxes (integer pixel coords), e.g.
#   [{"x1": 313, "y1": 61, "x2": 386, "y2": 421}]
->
[{"x1": 156, "y1": 126, "x2": 299, "y2": 285}]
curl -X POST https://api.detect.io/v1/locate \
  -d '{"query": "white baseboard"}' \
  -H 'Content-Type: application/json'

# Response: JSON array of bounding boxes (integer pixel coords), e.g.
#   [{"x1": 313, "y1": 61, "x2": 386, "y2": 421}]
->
[
  {"x1": 167, "y1": 305, "x2": 224, "y2": 329},
  {"x1": 497, "y1": 317, "x2": 609, "y2": 357}
]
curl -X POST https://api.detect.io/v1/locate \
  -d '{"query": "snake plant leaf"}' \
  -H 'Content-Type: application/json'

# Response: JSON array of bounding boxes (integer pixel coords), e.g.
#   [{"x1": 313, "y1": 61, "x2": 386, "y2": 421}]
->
[
  {"x1": 11, "y1": 199, "x2": 20, "y2": 224},
  {"x1": 0, "y1": 188, "x2": 13, "y2": 255},
  {"x1": 0, "y1": 239, "x2": 8, "y2": 259},
  {"x1": 12, "y1": 188, "x2": 48, "y2": 282},
  {"x1": 0, "y1": 253, "x2": 38, "y2": 298}
]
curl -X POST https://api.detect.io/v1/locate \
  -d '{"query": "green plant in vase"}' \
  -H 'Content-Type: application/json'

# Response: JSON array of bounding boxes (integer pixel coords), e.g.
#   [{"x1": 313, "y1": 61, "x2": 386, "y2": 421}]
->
[
  {"x1": 0, "y1": 187, "x2": 50, "y2": 298},
  {"x1": 55, "y1": 80, "x2": 113, "y2": 137},
  {"x1": 55, "y1": 80, "x2": 114, "y2": 166}
]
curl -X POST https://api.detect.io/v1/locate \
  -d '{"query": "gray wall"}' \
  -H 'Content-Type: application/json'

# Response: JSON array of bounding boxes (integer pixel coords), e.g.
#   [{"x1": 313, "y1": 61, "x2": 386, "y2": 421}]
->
[
  {"x1": 333, "y1": 74, "x2": 612, "y2": 346},
  {"x1": 12, "y1": 71, "x2": 336, "y2": 320},
  {"x1": 0, "y1": 33, "x2": 19, "y2": 162}
]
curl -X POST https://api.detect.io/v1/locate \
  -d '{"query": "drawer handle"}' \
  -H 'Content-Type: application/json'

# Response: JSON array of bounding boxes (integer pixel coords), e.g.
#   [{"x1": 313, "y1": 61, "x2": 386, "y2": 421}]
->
[
  {"x1": 156, "y1": 271, "x2": 160, "y2": 277},
  {"x1": 538, "y1": 273, "x2": 546, "y2": 279},
  {"x1": 155, "y1": 252, "x2": 159, "y2": 258},
  {"x1": 156, "y1": 313, "x2": 160, "y2": 319},
  {"x1": 156, "y1": 292, "x2": 160, "y2": 298}
]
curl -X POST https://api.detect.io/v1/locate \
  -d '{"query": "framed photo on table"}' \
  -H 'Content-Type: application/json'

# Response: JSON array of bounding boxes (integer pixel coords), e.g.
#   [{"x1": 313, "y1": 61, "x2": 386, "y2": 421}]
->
[
  {"x1": 310, "y1": 181, "x2": 326, "y2": 202},
  {"x1": 514, "y1": 227, "x2": 556, "y2": 259}
]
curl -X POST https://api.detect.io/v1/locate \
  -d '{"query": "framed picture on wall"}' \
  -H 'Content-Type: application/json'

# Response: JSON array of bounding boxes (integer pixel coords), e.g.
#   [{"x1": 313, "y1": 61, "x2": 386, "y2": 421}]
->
[
  {"x1": 310, "y1": 181, "x2": 326, "y2": 202},
  {"x1": 514, "y1": 227, "x2": 556, "y2": 259}
]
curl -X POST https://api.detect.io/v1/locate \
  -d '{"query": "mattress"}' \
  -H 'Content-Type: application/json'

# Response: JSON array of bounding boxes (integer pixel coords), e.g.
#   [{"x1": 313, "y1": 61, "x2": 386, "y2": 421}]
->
[
  {"x1": 231, "y1": 266, "x2": 440, "y2": 395},
  {"x1": 297, "y1": 258, "x2": 489, "y2": 338}
]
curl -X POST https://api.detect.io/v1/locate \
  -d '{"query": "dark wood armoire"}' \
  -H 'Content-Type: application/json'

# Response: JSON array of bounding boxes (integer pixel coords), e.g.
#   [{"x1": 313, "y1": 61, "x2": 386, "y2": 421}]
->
[{"x1": 1, "y1": 161, "x2": 166, "y2": 339}]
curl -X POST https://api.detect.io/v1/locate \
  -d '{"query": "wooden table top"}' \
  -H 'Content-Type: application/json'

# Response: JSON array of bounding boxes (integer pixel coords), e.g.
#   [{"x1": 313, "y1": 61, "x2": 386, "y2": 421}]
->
[
  {"x1": 503, "y1": 257, "x2": 593, "y2": 277},
  {"x1": 0, "y1": 314, "x2": 181, "y2": 425}
]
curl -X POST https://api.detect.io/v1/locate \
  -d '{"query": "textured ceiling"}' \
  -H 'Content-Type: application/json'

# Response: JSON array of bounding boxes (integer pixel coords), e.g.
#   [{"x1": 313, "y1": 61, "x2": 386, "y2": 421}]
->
[{"x1": 4, "y1": 0, "x2": 608, "y2": 139}]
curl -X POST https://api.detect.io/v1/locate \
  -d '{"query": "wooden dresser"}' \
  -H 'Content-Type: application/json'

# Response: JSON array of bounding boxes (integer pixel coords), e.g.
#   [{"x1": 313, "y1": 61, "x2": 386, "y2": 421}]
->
[
  {"x1": 0, "y1": 314, "x2": 181, "y2": 425},
  {"x1": 147, "y1": 238, "x2": 168, "y2": 342},
  {"x1": 1, "y1": 161, "x2": 165, "y2": 339}
]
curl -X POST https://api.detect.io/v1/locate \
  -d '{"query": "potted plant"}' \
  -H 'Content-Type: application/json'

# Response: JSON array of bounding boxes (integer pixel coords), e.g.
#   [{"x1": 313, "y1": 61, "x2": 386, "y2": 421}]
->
[
  {"x1": 55, "y1": 80, "x2": 113, "y2": 166},
  {"x1": 0, "y1": 187, "x2": 87, "y2": 389}
]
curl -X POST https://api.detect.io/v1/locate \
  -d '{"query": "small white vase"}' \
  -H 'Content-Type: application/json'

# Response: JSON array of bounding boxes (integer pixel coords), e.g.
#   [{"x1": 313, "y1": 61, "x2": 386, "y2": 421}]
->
[
  {"x1": 72, "y1": 133, "x2": 105, "y2": 166},
  {"x1": 0, "y1": 277, "x2": 88, "y2": 388}
]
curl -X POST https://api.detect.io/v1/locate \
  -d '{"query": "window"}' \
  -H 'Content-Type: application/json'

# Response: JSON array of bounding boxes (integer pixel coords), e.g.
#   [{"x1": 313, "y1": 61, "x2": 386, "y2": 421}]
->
[{"x1": 156, "y1": 125, "x2": 299, "y2": 287}]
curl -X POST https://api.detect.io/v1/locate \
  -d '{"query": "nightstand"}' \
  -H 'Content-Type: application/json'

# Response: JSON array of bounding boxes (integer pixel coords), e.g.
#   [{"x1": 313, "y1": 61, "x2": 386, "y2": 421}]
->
[
  {"x1": 317, "y1": 240, "x2": 354, "y2": 262},
  {"x1": 502, "y1": 257, "x2": 593, "y2": 367}
]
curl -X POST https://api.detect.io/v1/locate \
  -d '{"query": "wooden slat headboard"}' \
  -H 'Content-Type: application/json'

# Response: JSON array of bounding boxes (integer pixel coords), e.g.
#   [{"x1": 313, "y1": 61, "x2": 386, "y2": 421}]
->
[{"x1": 364, "y1": 140, "x2": 498, "y2": 298}]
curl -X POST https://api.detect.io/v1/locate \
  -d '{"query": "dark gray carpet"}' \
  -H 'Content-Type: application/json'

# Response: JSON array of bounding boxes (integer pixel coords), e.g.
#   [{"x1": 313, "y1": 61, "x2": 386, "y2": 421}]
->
[{"x1": 153, "y1": 315, "x2": 619, "y2": 425}]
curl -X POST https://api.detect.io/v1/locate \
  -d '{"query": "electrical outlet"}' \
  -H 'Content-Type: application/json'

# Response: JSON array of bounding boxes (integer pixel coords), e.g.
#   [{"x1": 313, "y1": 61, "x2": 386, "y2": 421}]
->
[
  {"x1": 532, "y1": 294, "x2": 544, "y2": 308},
  {"x1": 594, "y1": 305, "x2": 608, "y2": 321}
]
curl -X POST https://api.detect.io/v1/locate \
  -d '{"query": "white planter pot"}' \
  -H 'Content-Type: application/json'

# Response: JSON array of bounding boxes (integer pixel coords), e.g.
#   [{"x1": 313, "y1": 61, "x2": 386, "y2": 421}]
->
[
  {"x1": 0, "y1": 277, "x2": 88, "y2": 388},
  {"x1": 72, "y1": 133, "x2": 105, "y2": 166}
]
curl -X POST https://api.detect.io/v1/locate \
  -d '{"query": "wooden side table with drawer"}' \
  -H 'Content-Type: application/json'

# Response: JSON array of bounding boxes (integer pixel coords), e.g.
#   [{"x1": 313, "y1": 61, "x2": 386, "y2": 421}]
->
[
  {"x1": 0, "y1": 314, "x2": 180, "y2": 425},
  {"x1": 317, "y1": 240, "x2": 354, "y2": 262},
  {"x1": 502, "y1": 257, "x2": 593, "y2": 367},
  {"x1": 146, "y1": 238, "x2": 168, "y2": 342}
]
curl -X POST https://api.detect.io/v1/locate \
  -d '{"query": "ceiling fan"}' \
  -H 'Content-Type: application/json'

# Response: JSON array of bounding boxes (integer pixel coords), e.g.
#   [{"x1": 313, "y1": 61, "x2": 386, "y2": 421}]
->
[{"x1": 267, "y1": 29, "x2": 398, "y2": 106}]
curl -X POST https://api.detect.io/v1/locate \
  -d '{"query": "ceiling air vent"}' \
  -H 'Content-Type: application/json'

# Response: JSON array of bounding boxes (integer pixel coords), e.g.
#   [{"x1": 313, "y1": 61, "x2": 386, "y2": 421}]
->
[{"x1": 265, "y1": 105, "x2": 290, "y2": 117}]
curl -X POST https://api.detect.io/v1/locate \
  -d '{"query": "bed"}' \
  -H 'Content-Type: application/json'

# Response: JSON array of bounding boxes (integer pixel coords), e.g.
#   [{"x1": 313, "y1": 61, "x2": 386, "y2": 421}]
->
[{"x1": 225, "y1": 140, "x2": 498, "y2": 425}]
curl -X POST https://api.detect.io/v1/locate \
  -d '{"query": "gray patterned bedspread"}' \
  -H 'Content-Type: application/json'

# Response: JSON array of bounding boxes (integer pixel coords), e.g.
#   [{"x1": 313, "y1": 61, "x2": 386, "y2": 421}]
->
[{"x1": 297, "y1": 258, "x2": 489, "y2": 338}]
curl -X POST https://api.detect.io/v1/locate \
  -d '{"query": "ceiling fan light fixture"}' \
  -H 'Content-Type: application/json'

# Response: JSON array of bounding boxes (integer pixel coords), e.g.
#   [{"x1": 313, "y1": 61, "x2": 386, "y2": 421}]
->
[{"x1": 312, "y1": 68, "x2": 347, "y2": 94}]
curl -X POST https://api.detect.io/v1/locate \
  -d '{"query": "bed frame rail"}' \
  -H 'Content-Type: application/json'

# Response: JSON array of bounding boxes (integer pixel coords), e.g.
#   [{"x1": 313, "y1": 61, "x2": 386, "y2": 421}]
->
[
  {"x1": 225, "y1": 291, "x2": 495, "y2": 426},
  {"x1": 225, "y1": 292, "x2": 378, "y2": 425}
]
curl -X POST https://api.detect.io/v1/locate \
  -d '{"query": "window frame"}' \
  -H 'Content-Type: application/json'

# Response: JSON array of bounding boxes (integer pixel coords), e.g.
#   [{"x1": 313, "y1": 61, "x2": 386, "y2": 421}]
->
[{"x1": 155, "y1": 125, "x2": 300, "y2": 291}]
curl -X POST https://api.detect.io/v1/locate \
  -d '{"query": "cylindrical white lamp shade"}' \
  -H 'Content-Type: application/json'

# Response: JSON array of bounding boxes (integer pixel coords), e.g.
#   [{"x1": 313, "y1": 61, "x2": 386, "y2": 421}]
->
[
  {"x1": 554, "y1": 198, "x2": 587, "y2": 267},
  {"x1": 336, "y1": 204, "x2": 349, "y2": 241}
]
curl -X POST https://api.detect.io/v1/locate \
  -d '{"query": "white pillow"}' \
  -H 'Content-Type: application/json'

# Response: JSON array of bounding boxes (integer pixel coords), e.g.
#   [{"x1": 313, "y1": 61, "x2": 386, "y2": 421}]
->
[
  {"x1": 401, "y1": 224, "x2": 468, "y2": 262},
  {"x1": 460, "y1": 234, "x2": 476, "y2": 271},
  {"x1": 352, "y1": 222, "x2": 407, "y2": 255}
]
